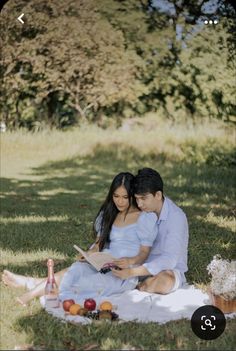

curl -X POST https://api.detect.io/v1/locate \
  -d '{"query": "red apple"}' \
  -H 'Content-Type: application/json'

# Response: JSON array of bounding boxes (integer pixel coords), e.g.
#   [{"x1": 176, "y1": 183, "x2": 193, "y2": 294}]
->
[
  {"x1": 63, "y1": 299, "x2": 75, "y2": 312},
  {"x1": 84, "y1": 298, "x2": 96, "y2": 311}
]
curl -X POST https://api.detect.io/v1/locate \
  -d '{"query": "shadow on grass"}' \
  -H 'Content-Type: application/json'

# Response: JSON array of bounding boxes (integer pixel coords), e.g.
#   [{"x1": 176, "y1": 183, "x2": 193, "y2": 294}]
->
[
  {"x1": 14, "y1": 308, "x2": 185, "y2": 350},
  {"x1": 1, "y1": 144, "x2": 235, "y2": 349},
  {"x1": 14, "y1": 300, "x2": 236, "y2": 350},
  {"x1": 1, "y1": 144, "x2": 235, "y2": 268}
]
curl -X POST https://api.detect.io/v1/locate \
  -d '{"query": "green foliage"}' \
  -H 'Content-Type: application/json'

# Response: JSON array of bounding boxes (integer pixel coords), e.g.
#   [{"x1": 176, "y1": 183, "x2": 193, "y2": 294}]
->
[
  {"x1": 0, "y1": 0, "x2": 143, "y2": 129},
  {"x1": 181, "y1": 139, "x2": 236, "y2": 167},
  {"x1": 0, "y1": 0, "x2": 235, "y2": 129},
  {"x1": 171, "y1": 21, "x2": 236, "y2": 121}
]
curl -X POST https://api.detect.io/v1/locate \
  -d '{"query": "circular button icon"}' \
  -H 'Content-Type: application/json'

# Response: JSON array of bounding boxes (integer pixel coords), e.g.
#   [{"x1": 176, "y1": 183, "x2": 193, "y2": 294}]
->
[{"x1": 191, "y1": 305, "x2": 226, "y2": 340}]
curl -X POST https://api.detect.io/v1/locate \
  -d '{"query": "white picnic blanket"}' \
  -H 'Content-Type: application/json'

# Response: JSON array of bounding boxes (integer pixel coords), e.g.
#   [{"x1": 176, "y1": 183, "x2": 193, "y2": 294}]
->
[{"x1": 40, "y1": 284, "x2": 236, "y2": 324}]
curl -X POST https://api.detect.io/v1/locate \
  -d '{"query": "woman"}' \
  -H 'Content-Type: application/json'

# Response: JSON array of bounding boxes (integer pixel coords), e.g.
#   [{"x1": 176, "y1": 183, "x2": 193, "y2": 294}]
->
[{"x1": 2, "y1": 172, "x2": 157, "y2": 305}]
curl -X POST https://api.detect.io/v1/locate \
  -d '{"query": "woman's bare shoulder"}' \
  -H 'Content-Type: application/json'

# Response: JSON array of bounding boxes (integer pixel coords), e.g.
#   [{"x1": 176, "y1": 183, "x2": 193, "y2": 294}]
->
[{"x1": 127, "y1": 208, "x2": 141, "y2": 219}]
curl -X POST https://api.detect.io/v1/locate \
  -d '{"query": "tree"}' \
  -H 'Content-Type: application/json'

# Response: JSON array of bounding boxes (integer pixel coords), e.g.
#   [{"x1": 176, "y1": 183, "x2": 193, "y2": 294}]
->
[
  {"x1": 0, "y1": 0, "x2": 144, "y2": 128},
  {"x1": 0, "y1": 0, "x2": 235, "y2": 129}
]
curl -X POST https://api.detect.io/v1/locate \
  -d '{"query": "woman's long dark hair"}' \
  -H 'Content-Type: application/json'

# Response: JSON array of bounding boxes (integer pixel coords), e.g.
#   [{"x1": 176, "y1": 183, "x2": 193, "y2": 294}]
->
[{"x1": 94, "y1": 172, "x2": 138, "y2": 251}]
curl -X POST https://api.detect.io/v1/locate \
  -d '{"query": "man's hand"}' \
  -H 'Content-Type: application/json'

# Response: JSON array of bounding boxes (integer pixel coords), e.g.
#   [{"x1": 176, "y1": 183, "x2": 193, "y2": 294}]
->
[
  {"x1": 111, "y1": 267, "x2": 132, "y2": 279},
  {"x1": 113, "y1": 257, "x2": 133, "y2": 269}
]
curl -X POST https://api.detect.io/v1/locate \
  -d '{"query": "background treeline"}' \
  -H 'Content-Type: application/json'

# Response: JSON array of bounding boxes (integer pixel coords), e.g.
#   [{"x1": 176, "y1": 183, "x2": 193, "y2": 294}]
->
[{"x1": 0, "y1": 0, "x2": 235, "y2": 130}]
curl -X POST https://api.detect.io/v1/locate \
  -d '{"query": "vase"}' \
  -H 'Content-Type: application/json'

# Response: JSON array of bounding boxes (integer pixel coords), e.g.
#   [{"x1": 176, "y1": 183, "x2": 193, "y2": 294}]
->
[{"x1": 208, "y1": 290, "x2": 236, "y2": 314}]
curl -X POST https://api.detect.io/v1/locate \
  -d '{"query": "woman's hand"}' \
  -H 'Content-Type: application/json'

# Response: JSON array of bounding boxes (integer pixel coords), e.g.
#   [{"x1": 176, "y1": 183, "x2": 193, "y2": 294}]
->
[
  {"x1": 111, "y1": 267, "x2": 132, "y2": 279},
  {"x1": 76, "y1": 252, "x2": 91, "y2": 262},
  {"x1": 76, "y1": 242, "x2": 99, "y2": 261},
  {"x1": 113, "y1": 257, "x2": 133, "y2": 269},
  {"x1": 76, "y1": 253, "x2": 86, "y2": 262}
]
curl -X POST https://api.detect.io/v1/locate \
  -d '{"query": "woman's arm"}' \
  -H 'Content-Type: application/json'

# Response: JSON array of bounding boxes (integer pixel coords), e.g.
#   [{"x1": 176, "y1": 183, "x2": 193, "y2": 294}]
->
[
  {"x1": 113, "y1": 245, "x2": 151, "y2": 269},
  {"x1": 88, "y1": 236, "x2": 100, "y2": 253}
]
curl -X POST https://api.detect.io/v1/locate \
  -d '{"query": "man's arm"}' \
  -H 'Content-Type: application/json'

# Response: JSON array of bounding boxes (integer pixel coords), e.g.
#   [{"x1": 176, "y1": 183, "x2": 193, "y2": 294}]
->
[
  {"x1": 113, "y1": 212, "x2": 158, "y2": 269},
  {"x1": 143, "y1": 212, "x2": 189, "y2": 276},
  {"x1": 112, "y1": 246, "x2": 151, "y2": 269},
  {"x1": 112, "y1": 264, "x2": 151, "y2": 279},
  {"x1": 112, "y1": 211, "x2": 189, "y2": 279}
]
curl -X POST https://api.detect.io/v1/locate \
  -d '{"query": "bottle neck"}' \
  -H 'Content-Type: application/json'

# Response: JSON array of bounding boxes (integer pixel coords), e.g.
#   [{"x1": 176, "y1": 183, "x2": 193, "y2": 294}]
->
[{"x1": 47, "y1": 260, "x2": 55, "y2": 283}]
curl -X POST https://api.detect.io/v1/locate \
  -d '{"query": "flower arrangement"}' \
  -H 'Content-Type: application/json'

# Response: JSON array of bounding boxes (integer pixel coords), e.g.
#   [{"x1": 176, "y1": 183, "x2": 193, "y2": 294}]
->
[{"x1": 207, "y1": 254, "x2": 236, "y2": 300}]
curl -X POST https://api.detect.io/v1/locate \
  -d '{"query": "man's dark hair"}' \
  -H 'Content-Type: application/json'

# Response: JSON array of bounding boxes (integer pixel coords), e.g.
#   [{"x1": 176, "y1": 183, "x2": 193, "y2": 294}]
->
[{"x1": 134, "y1": 168, "x2": 164, "y2": 195}]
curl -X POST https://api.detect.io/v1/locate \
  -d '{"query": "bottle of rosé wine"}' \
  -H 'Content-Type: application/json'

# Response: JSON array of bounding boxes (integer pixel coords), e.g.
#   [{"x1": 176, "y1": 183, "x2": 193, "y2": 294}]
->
[{"x1": 45, "y1": 259, "x2": 59, "y2": 308}]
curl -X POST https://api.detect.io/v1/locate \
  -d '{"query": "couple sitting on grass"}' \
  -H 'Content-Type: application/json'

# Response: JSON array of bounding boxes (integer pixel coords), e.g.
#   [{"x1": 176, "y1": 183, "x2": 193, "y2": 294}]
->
[{"x1": 3, "y1": 168, "x2": 189, "y2": 306}]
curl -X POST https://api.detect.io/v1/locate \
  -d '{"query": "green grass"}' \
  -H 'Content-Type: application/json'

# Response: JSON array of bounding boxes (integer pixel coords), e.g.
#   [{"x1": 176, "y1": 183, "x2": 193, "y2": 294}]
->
[{"x1": 0, "y1": 117, "x2": 235, "y2": 350}]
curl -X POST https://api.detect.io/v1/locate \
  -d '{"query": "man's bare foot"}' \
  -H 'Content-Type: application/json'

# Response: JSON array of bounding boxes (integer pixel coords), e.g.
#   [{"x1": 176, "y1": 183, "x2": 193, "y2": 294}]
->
[{"x1": 2, "y1": 270, "x2": 40, "y2": 290}]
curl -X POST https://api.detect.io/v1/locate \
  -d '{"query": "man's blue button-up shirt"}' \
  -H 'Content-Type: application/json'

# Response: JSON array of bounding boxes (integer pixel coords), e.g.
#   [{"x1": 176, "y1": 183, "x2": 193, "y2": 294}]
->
[{"x1": 143, "y1": 196, "x2": 189, "y2": 282}]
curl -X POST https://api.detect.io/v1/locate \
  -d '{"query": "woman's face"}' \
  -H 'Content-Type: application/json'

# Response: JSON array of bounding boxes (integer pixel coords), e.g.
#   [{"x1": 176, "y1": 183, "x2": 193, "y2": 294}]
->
[{"x1": 112, "y1": 185, "x2": 130, "y2": 212}]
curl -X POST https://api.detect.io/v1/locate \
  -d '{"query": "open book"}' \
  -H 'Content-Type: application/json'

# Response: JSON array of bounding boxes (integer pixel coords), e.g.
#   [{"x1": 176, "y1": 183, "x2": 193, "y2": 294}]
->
[{"x1": 73, "y1": 244, "x2": 116, "y2": 271}]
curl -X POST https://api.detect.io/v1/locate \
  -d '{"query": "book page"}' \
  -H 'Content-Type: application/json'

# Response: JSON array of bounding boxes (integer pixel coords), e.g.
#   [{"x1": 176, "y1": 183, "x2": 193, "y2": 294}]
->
[{"x1": 73, "y1": 245, "x2": 115, "y2": 271}]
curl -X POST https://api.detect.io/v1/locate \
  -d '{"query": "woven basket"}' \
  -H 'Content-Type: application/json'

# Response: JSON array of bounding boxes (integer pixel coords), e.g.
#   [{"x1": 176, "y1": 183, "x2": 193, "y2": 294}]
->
[{"x1": 208, "y1": 290, "x2": 236, "y2": 314}]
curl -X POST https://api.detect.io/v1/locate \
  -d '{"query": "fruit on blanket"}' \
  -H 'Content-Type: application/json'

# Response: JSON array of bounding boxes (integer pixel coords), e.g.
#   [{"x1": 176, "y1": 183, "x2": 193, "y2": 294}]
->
[
  {"x1": 87, "y1": 311, "x2": 99, "y2": 320},
  {"x1": 63, "y1": 299, "x2": 75, "y2": 312},
  {"x1": 69, "y1": 303, "x2": 81, "y2": 315},
  {"x1": 84, "y1": 298, "x2": 96, "y2": 311},
  {"x1": 111, "y1": 311, "x2": 119, "y2": 321},
  {"x1": 99, "y1": 311, "x2": 112, "y2": 320},
  {"x1": 78, "y1": 307, "x2": 88, "y2": 316},
  {"x1": 100, "y1": 301, "x2": 113, "y2": 311}
]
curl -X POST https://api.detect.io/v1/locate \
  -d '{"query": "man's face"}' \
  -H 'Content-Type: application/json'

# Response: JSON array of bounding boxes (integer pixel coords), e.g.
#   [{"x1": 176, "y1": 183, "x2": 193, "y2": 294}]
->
[{"x1": 135, "y1": 191, "x2": 162, "y2": 212}]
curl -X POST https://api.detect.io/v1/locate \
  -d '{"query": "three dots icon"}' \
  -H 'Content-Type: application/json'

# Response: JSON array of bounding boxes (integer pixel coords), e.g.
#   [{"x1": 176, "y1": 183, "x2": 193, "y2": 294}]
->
[{"x1": 204, "y1": 19, "x2": 218, "y2": 25}]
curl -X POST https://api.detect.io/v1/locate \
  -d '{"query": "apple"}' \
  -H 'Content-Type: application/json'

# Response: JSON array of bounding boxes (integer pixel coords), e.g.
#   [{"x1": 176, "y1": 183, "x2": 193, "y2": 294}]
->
[
  {"x1": 63, "y1": 299, "x2": 75, "y2": 312},
  {"x1": 84, "y1": 298, "x2": 96, "y2": 311}
]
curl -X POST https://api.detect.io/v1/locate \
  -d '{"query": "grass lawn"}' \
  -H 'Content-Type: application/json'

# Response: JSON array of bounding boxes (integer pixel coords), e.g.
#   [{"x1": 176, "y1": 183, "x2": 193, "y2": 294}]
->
[{"x1": 1, "y1": 117, "x2": 235, "y2": 350}]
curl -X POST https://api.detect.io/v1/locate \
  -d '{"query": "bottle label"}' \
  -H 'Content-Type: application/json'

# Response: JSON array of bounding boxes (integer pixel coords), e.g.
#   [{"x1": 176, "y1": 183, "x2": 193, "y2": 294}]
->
[{"x1": 45, "y1": 294, "x2": 59, "y2": 308}]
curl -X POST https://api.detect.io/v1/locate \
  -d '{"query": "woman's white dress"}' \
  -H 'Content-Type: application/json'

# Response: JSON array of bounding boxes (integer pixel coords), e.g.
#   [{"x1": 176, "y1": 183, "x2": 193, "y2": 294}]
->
[{"x1": 59, "y1": 212, "x2": 157, "y2": 303}]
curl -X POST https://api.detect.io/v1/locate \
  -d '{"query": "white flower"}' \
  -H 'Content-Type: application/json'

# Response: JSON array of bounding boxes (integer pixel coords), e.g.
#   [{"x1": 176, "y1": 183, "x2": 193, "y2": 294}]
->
[{"x1": 207, "y1": 255, "x2": 236, "y2": 300}]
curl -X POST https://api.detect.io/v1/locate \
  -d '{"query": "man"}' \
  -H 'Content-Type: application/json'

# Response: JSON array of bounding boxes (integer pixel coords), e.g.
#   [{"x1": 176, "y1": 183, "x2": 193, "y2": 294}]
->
[
  {"x1": 3, "y1": 168, "x2": 188, "y2": 301},
  {"x1": 112, "y1": 167, "x2": 189, "y2": 294}
]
